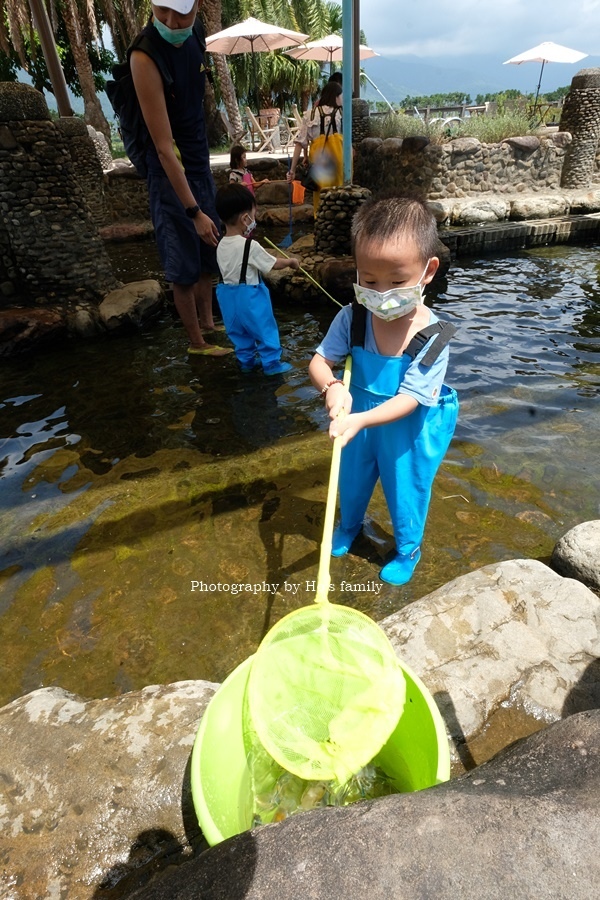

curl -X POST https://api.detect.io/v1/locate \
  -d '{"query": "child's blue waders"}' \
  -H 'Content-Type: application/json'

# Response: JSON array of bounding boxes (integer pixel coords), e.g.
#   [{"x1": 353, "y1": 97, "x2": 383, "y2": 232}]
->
[
  {"x1": 216, "y1": 237, "x2": 283, "y2": 371},
  {"x1": 336, "y1": 309, "x2": 459, "y2": 584}
]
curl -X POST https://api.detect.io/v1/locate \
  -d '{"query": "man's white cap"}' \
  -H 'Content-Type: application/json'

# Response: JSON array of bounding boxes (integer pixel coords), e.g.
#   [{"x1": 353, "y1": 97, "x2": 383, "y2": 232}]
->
[{"x1": 153, "y1": 0, "x2": 197, "y2": 14}]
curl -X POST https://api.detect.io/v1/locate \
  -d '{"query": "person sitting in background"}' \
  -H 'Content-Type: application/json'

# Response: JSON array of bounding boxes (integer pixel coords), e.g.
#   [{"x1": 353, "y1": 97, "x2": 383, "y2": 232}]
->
[
  {"x1": 215, "y1": 184, "x2": 299, "y2": 375},
  {"x1": 228, "y1": 145, "x2": 269, "y2": 196}
]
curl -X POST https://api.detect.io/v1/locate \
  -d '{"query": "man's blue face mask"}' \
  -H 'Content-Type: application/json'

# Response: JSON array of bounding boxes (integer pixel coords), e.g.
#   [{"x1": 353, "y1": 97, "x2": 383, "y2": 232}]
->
[{"x1": 153, "y1": 18, "x2": 194, "y2": 45}]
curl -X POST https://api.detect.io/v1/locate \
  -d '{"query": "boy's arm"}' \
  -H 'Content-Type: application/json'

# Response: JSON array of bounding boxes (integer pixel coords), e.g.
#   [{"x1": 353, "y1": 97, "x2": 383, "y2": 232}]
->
[
  {"x1": 130, "y1": 51, "x2": 219, "y2": 248},
  {"x1": 309, "y1": 353, "x2": 352, "y2": 419},
  {"x1": 330, "y1": 394, "x2": 418, "y2": 447},
  {"x1": 271, "y1": 257, "x2": 300, "y2": 270}
]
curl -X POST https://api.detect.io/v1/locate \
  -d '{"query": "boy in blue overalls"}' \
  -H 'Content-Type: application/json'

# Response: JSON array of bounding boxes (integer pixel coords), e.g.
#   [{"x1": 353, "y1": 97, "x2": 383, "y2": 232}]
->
[
  {"x1": 215, "y1": 184, "x2": 299, "y2": 374},
  {"x1": 308, "y1": 196, "x2": 459, "y2": 586}
]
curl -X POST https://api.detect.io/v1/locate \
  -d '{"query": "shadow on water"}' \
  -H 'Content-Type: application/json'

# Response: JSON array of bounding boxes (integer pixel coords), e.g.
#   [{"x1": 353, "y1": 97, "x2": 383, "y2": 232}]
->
[{"x1": 0, "y1": 241, "x2": 599, "y2": 709}]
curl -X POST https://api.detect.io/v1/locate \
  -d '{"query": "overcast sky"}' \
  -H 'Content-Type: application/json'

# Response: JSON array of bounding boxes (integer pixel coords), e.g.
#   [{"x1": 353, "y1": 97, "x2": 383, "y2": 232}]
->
[{"x1": 360, "y1": 1, "x2": 600, "y2": 60}]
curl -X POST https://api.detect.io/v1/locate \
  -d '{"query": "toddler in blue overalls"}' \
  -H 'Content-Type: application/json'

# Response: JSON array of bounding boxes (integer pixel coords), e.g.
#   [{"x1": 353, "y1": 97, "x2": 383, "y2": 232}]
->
[
  {"x1": 308, "y1": 196, "x2": 459, "y2": 586},
  {"x1": 215, "y1": 183, "x2": 299, "y2": 374}
]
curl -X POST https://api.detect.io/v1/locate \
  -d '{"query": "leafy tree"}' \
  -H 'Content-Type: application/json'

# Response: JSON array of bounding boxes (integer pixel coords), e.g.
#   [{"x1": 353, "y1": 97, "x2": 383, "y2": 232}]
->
[
  {"x1": 401, "y1": 92, "x2": 472, "y2": 108},
  {"x1": 475, "y1": 89, "x2": 529, "y2": 105},
  {"x1": 0, "y1": 0, "x2": 118, "y2": 141},
  {"x1": 542, "y1": 86, "x2": 569, "y2": 102}
]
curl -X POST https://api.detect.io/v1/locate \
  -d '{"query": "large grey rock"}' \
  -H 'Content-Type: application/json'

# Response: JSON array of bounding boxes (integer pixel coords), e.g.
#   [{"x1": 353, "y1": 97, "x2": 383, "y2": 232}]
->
[
  {"x1": 502, "y1": 135, "x2": 541, "y2": 153},
  {"x1": 1, "y1": 558, "x2": 599, "y2": 898},
  {"x1": 567, "y1": 189, "x2": 600, "y2": 213},
  {"x1": 451, "y1": 197, "x2": 510, "y2": 225},
  {"x1": 510, "y1": 195, "x2": 570, "y2": 220},
  {"x1": 380, "y1": 559, "x2": 600, "y2": 744},
  {"x1": 131, "y1": 711, "x2": 600, "y2": 900},
  {"x1": 450, "y1": 137, "x2": 481, "y2": 156},
  {"x1": 251, "y1": 180, "x2": 289, "y2": 205},
  {"x1": 0, "y1": 681, "x2": 216, "y2": 898},
  {"x1": 99, "y1": 280, "x2": 164, "y2": 330},
  {"x1": 551, "y1": 520, "x2": 600, "y2": 591}
]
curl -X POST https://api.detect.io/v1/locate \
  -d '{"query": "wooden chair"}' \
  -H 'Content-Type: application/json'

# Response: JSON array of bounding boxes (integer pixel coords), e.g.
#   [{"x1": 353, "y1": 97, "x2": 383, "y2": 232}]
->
[
  {"x1": 219, "y1": 109, "x2": 251, "y2": 148},
  {"x1": 281, "y1": 104, "x2": 301, "y2": 150},
  {"x1": 245, "y1": 107, "x2": 280, "y2": 153}
]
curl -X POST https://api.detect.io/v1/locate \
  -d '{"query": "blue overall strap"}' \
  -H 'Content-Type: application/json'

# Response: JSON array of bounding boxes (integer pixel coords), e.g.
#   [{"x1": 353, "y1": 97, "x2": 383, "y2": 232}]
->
[
  {"x1": 239, "y1": 236, "x2": 253, "y2": 284},
  {"x1": 350, "y1": 299, "x2": 456, "y2": 366}
]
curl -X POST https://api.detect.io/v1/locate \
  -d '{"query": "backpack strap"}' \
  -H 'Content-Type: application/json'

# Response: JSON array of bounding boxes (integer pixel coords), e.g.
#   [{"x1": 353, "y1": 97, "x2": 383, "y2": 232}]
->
[
  {"x1": 350, "y1": 300, "x2": 456, "y2": 365},
  {"x1": 350, "y1": 299, "x2": 367, "y2": 347},
  {"x1": 318, "y1": 107, "x2": 337, "y2": 140},
  {"x1": 405, "y1": 322, "x2": 457, "y2": 365},
  {"x1": 239, "y1": 237, "x2": 253, "y2": 284}
]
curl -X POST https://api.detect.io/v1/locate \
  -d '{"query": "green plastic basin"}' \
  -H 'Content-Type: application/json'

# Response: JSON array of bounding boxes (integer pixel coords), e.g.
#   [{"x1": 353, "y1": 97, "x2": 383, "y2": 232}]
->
[{"x1": 190, "y1": 654, "x2": 450, "y2": 846}]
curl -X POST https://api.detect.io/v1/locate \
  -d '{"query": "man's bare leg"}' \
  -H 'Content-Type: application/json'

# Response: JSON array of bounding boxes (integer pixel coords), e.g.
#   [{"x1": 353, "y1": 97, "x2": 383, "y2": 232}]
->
[
  {"x1": 193, "y1": 272, "x2": 217, "y2": 330},
  {"x1": 173, "y1": 282, "x2": 229, "y2": 354}
]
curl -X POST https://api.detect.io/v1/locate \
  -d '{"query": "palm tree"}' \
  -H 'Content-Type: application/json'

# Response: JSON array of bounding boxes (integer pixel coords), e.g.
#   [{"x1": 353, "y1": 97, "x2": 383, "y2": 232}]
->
[
  {"x1": 1, "y1": 0, "x2": 113, "y2": 140},
  {"x1": 203, "y1": 0, "x2": 244, "y2": 139},
  {"x1": 218, "y1": 0, "x2": 338, "y2": 111}
]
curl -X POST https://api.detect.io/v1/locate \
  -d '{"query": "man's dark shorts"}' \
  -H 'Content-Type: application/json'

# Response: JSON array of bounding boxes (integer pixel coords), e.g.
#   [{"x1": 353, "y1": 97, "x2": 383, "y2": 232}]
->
[{"x1": 148, "y1": 172, "x2": 220, "y2": 285}]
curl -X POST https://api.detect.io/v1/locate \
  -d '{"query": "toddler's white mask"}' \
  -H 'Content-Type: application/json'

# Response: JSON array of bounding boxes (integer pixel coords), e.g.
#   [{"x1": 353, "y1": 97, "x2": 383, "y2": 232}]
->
[{"x1": 353, "y1": 261, "x2": 430, "y2": 320}]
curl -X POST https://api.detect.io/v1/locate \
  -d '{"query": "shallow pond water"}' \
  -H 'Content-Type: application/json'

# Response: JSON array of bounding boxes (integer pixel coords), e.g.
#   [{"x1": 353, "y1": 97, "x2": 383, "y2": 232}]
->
[{"x1": 1, "y1": 239, "x2": 599, "y2": 759}]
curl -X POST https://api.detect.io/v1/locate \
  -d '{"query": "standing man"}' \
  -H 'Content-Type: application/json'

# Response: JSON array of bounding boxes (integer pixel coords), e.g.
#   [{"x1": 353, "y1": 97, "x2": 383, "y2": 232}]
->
[{"x1": 131, "y1": 1, "x2": 232, "y2": 356}]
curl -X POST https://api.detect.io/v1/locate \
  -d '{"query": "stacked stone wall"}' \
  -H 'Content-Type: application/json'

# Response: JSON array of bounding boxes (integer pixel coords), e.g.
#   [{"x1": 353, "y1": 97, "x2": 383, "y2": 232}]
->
[
  {"x1": 355, "y1": 133, "x2": 570, "y2": 200},
  {"x1": 352, "y1": 98, "x2": 370, "y2": 145},
  {"x1": 55, "y1": 116, "x2": 107, "y2": 226},
  {"x1": 559, "y1": 69, "x2": 600, "y2": 188},
  {"x1": 102, "y1": 165, "x2": 151, "y2": 223},
  {"x1": 314, "y1": 186, "x2": 371, "y2": 255},
  {"x1": 0, "y1": 83, "x2": 117, "y2": 310}
]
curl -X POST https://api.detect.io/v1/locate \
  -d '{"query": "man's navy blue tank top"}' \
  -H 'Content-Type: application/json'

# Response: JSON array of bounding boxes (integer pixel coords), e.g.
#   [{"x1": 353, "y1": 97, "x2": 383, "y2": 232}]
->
[{"x1": 140, "y1": 22, "x2": 210, "y2": 179}]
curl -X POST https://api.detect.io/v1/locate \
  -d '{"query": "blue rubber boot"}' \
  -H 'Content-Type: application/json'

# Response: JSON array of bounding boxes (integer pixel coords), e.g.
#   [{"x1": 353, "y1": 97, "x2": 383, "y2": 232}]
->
[
  {"x1": 263, "y1": 361, "x2": 292, "y2": 375},
  {"x1": 331, "y1": 524, "x2": 361, "y2": 557},
  {"x1": 379, "y1": 549, "x2": 421, "y2": 586}
]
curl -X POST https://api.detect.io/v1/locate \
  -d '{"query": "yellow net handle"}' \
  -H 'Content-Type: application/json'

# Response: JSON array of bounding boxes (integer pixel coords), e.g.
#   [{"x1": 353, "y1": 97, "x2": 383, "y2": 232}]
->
[{"x1": 315, "y1": 355, "x2": 353, "y2": 603}]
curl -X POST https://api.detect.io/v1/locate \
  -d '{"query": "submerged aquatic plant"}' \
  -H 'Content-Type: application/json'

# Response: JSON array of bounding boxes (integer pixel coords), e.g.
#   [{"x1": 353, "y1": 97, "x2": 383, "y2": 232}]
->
[{"x1": 248, "y1": 737, "x2": 395, "y2": 827}]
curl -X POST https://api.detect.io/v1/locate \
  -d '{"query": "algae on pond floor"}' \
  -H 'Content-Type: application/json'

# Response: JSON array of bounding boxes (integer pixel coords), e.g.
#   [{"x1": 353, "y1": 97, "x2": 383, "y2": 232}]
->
[{"x1": 0, "y1": 424, "x2": 569, "y2": 708}]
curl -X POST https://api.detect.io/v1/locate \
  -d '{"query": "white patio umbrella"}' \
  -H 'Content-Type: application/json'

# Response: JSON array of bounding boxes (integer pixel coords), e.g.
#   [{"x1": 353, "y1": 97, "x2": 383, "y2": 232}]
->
[
  {"x1": 503, "y1": 41, "x2": 588, "y2": 113},
  {"x1": 205, "y1": 17, "x2": 309, "y2": 109},
  {"x1": 286, "y1": 33, "x2": 378, "y2": 74}
]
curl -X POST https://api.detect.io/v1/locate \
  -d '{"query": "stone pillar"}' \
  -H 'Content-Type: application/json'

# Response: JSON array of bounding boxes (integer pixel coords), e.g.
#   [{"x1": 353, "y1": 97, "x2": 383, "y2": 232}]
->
[
  {"x1": 55, "y1": 116, "x2": 107, "y2": 226},
  {"x1": 352, "y1": 98, "x2": 370, "y2": 145},
  {"x1": 0, "y1": 82, "x2": 117, "y2": 310},
  {"x1": 559, "y1": 68, "x2": 600, "y2": 188},
  {"x1": 314, "y1": 185, "x2": 372, "y2": 256}
]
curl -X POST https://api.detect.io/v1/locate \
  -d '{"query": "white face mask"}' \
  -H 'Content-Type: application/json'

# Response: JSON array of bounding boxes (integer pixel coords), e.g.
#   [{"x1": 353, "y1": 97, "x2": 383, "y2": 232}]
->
[
  {"x1": 243, "y1": 215, "x2": 256, "y2": 238},
  {"x1": 353, "y1": 261, "x2": 430, "y2": 320}
]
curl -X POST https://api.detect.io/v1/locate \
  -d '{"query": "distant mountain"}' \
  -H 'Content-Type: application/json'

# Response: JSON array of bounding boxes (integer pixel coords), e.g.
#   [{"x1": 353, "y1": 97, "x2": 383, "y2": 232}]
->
[{"x1": 360, "y1": 53, "x2": 600, "y2": 105}]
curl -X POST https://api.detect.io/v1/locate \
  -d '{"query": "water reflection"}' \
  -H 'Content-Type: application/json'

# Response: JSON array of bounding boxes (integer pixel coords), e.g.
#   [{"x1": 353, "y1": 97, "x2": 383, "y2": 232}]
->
[{"x1": 0, "y1": 242, "x2": 598, "y2": 707}]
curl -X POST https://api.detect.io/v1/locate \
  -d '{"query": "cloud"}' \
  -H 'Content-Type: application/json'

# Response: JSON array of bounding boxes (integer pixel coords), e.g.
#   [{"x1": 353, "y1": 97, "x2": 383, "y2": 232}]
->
[{"x1": 361, "y1": 1, "x2": 599, "y2": 59}]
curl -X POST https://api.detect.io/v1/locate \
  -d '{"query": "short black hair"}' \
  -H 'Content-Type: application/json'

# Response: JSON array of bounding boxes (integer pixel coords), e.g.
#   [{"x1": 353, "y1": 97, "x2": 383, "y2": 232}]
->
[
  {"x1": 215, "y1": 183, "x2": 255, "y2": 224},
  {"x1": 328, "y1": 71, "x2": 343, "y2": 85},
  {"x1": 319, "y1": 81, "x2": 342, "y2": 108},
  {"x1": 351, "y1": 196, "x2": 439, "y2": 263},
  {"x1": 229, "y1": 143, "x2": 246, "y2": 169}
]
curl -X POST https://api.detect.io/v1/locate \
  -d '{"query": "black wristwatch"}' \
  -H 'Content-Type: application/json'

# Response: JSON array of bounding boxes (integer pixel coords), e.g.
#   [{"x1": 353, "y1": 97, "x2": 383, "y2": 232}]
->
[{"x1": 185, "y1": 204, "x2": 201, "y2": 219}]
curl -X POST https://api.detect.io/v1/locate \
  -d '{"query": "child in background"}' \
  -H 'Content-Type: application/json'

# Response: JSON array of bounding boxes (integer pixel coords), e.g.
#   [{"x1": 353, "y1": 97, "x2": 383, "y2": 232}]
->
[
  {"x1": 308, "y1": 196, "x2": 459, "y2": 586},
  {"x1": 215, "y1": 183, "x2": 299, "y2": 375},
  {"x1": 228, "y1": 145, "x2": 269, "y2": 196}
]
